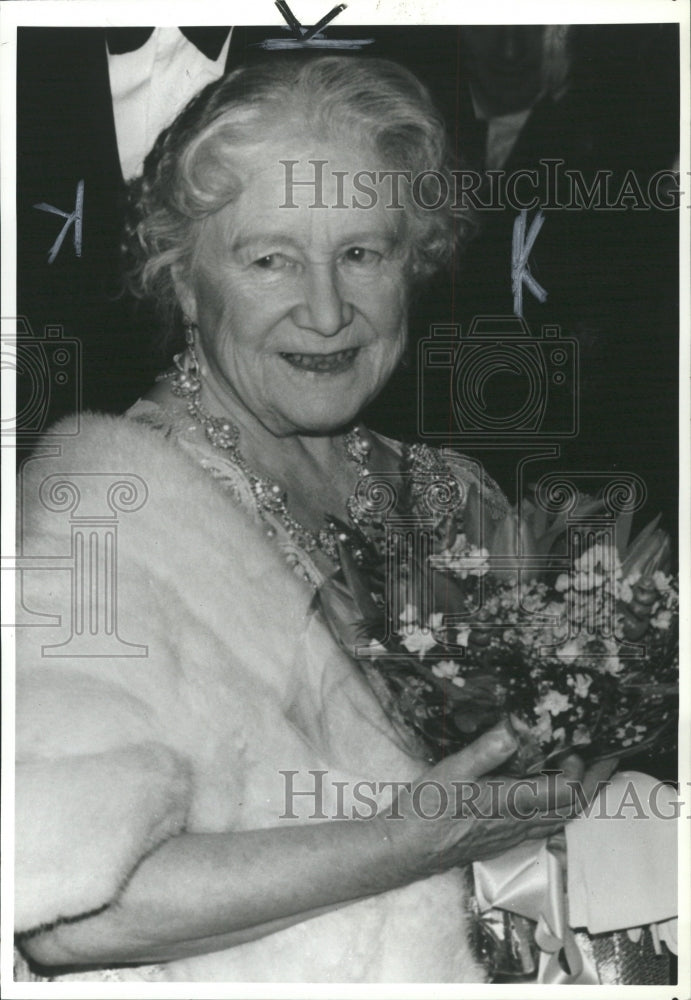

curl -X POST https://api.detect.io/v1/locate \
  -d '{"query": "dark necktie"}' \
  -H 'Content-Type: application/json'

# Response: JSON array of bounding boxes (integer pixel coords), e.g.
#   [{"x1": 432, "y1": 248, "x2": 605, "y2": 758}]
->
[{"x1": 106, "y1": 27, "x2": 230, "y2": 61}]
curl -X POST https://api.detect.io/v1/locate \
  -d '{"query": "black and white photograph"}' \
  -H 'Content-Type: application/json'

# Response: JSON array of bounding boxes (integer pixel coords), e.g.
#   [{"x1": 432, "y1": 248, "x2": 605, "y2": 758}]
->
[{"x1": 1, "y1": 0, "x2": 688, "y2": 993}]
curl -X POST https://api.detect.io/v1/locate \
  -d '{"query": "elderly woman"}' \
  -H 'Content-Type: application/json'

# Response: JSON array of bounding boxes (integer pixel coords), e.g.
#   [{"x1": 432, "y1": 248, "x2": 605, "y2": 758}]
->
[{"x1": 15, "y1": 56, "x2": 584, "y2": 983}]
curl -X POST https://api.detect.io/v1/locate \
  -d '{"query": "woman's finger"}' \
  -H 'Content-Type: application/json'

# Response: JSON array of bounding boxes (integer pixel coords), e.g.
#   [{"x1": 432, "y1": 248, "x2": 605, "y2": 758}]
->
[
  {"x1": 579, "y1": 756, "x2": 619, "y2": 804},
  {"x1": 524, "y1": 821, "x2": 566, "y2": 839},
  {"x1": 556, "y1": 753, "x2": 586, "y2": 783},
  {"x1": 496, "y1": 769, "x2": 579, "y2": 820},
  {"x1": 435, "y1": 721, "x2": 518, "y2": 783}
]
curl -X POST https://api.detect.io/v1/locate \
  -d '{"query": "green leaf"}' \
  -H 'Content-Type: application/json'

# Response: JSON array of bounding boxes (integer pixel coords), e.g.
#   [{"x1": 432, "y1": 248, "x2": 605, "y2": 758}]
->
[
  {"x1": 336, "y1": 539, "x2": 382, "y2": 623},
  {"x1": 532, "y1": 495, "x2": 606, "y2": 556},
  {"x1": 620, "y1": 514, "x2": 665, "y2": 578},
  {"x1": 614, "y1": 509, "x2": 634, "y2": 561},
  {"x1": 316, "y1": 574, "x2": 379, "y2": 659},
  {"x1": 489, "y1": 508, "x2": 536, "y2": 581},
  {"x1": 464, "y1": 482, "x2": 496, "y2": 550}
]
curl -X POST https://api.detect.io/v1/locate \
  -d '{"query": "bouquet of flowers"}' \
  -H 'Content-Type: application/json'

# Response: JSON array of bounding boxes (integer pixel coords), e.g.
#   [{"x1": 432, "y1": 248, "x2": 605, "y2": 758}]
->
[{"x1": 316, "y1": 479, "x2": 678, "y2": 774}]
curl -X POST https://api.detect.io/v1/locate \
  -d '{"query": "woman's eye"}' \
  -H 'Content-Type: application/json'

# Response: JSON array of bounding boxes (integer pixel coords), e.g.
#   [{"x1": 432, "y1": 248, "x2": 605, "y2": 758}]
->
[
  {"x1": 252, "y1": 254, "x2": 291, "y2": 271},
  {"x1": 342, "y1": 247, "x2": 381, "y2": 266}
]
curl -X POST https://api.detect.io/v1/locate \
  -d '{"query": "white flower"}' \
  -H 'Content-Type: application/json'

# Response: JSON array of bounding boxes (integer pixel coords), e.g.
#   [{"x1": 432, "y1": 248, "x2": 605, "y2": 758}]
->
[
  {"x1": 552, "y1": 726, "x2": 566, "y2": 744},
  {"x1": 616, "y1": 723, "x2": 647, "y2": 748},
  {"x1": 532, "y1": 711, "x2": 553, "y2": 743},
  {"x1": 575, "y1": 540, "x2": 614, "y2": 571},
  {"x1": 522, "y1": 592, "x2": 545, "y2": 613},
  {"x1": 569, "y1": 672, "x2": 593, "y2": 699},
  {"x1": 432, "y1": 659, "x2": 460, "y2": 679},
  {"x1": 573, "y1": 569, "x2": 602, "y2": 592},
  {"x1": 555, "y1": 574, "x2": 570, "y2": 592},
  {"x1": 456, "y1": 627, "x2": 471, "y2": 647},
  {"x1": 400, "y1": 627, "x2": 438, "y2": 658},
  {"x1": 653, "y1": 570, "x2": 672, "y2": 594},
  {"x1": 537, "y1": 690, "x2": 571, "y2": 716},
  {"x1": 431, "y1": 538, "x2": 490, "y2": 578},
  {"x1": 431, "y1": 660, "x2": 467, "y2": 689},
  {"x1": 556, "y1": 639, "x2": 583, "y2": 661},
  {"x1": 572, "y1": 725, "x2": 590, "y2": 745},
  {"x1": 399, "y1": 603, "x2": 419, "y2": 626},
  {"x1": 427, "y1": 611, "x2": 444, "y2": 630},
  {"x1": 651, "y1": 609, "x2": 672, "y2": 630},
  {"x1": 429, "y1": 534, "x2": 467, "y2": 569},
  {"x1": 467, "y1": 547, "x2": 491, "y2": 576},
  {"x1": 601, "y1": 656, "x2": 624, "y2": 676},
  {"x1": 572, "y1": 542, "x2": 617, "y2": 593},
  {"x1": 485, "y1": 596, "x2": 500, "y2": 616}
]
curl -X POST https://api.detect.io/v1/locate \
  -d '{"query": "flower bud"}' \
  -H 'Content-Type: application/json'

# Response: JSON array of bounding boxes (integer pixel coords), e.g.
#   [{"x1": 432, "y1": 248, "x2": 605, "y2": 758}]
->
[
  {"x1": 620, "y1": 608, "x2": 649, "y2": 641},
  {"x1": 463, "y1": 482, "x2": 497, "y2": 551},
  {"x1": 631, "y1": 577, "x2": 658, "y2": 606},
  {"x1": 628, "y1": 599, "x2": 654, "y2": 620},
  {"x1": 469, "y1": 629, "x2": 492, "y2": 648}
]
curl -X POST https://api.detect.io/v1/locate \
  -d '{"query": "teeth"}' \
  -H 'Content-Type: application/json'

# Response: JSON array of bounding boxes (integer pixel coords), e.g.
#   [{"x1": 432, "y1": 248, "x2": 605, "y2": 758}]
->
[{"x1": 281, "y1": 349, "x2": 358, "y2": 373}]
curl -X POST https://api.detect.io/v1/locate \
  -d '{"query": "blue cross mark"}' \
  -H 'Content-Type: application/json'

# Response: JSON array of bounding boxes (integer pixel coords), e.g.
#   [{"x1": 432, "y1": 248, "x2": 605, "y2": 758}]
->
[
  {"x1": 275, "y1": 1, "x2": 347, "y2": 42},
  {"x1": 511, "y1": 209, "x2": 548, "y2": 318},
  {"x1": 33, "y1": 179, "x2": 84, "y2": 264}
]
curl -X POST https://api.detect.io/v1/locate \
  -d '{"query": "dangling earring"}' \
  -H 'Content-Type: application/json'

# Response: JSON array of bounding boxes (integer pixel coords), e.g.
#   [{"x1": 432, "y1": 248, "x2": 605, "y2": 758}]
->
[{"x1": 171, "y1": 318, "x2": 201, "y2": 397}]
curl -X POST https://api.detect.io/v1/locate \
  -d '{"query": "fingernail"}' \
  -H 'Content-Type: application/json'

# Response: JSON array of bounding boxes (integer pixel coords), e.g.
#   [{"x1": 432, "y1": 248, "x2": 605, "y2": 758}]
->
[
  {"x1": 486, "y1": 720, "x2": 518, "y2": 754},
  {"x1": 559, "y1": 753, "x2": 585, "y2": 779}
]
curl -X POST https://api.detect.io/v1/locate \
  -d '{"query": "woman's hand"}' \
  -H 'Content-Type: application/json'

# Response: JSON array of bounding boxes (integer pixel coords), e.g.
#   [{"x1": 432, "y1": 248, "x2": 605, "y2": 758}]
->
[
  {"x1": 19, "y1": 721, "x2": 587, "y2": 969},
  {"x1": 385, "y1": 721, "x2": 586, "y2": 877}
]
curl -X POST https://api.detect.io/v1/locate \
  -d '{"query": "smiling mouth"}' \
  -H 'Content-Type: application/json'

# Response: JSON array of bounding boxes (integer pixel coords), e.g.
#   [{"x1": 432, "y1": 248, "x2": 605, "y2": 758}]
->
[{"x1": 280, "y1": 348, "x2": 359, "y2": 374}]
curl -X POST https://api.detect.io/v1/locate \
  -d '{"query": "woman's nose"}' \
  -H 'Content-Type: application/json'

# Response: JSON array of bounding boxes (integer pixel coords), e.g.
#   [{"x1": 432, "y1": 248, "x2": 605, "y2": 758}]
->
[{"x1": 291, "y1": 264, "x2": 354, "y2": 337}]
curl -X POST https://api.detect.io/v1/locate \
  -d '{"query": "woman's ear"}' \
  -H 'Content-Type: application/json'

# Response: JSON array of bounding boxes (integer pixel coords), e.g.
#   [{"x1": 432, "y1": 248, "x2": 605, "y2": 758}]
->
[{"x1": 172, "y1": 265, "x2": 198, "y2": 325}]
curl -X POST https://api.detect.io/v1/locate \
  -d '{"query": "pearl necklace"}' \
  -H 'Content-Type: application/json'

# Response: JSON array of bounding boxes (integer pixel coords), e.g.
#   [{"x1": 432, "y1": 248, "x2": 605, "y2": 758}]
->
[{"x1": 169, "y1": 376, "x2": 374, "y2": 563}]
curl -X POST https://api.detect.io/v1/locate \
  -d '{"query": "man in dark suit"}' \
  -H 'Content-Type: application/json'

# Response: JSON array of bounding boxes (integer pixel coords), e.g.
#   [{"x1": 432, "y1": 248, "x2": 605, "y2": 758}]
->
[
  {"x1": 16, "y1": 27, "x2": 276, "y2": 434},
  {"x1": 368, "y1": 24, "x2": 679, "y2": 536}
]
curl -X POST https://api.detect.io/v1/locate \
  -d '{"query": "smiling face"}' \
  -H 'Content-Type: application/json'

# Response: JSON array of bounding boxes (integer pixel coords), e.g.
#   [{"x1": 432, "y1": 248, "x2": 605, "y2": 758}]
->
[{"x1": 177, "y1": 138, "x2": 410, "y2": 438}]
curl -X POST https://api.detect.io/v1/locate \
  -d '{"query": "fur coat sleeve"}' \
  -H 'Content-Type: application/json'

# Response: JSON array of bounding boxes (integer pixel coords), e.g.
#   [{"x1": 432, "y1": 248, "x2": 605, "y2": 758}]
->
[
  {"x1": 14, "y1": 413, "x2": 415, "y2": 931},
  {"x1": 15, "y1": 413, "x2": 485, "y2": 984},
  {"x1": 15, "y1": 413, "x2": 323, "y2": 932},
  {"x1": 16, "y1": 416, "x2": 203, "y2": 931}
]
